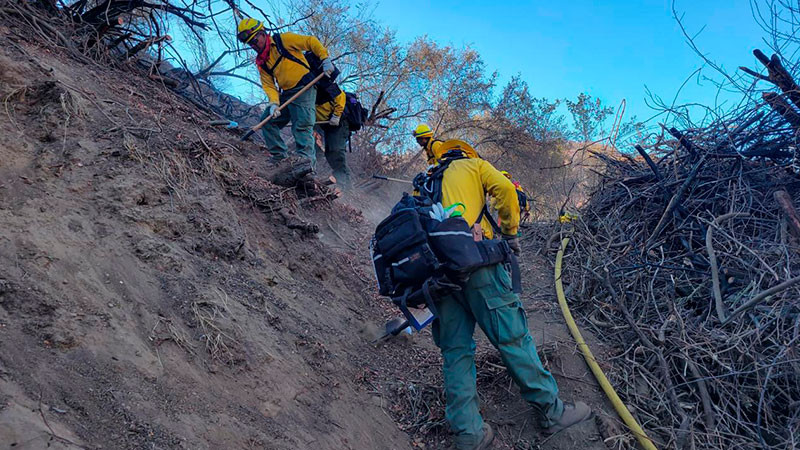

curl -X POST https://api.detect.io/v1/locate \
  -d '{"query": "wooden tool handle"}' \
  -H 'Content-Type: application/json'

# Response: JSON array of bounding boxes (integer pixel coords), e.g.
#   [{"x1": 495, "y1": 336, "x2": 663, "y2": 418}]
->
[{"x1": 241, "y1": 72, "x2": 327, "y2": 142}]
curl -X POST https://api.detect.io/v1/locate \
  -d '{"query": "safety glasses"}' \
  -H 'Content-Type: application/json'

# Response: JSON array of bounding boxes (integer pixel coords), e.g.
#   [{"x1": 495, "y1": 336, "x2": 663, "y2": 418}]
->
[{"x1": 237, "y1": 29, "x2": 257, "y2": 44}]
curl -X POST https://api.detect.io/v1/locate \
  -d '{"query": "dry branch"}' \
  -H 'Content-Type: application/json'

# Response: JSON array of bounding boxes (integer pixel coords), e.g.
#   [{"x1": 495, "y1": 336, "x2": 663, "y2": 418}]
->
[
  {"x1": 754, "y1": 49, "x2": 800, "y2": 110},
  {"x1": 706, "y1": 212, "x2": 749, "y2": 322},
  {"x1": 556, "y1": 97, "x2": 800, "y2": 448},
  {"x1": 763, "y1": 92, "x2": 800, "y2": 131},
  {"x1": 774, "y1": 190, "x2": 800, "y2": 237}
]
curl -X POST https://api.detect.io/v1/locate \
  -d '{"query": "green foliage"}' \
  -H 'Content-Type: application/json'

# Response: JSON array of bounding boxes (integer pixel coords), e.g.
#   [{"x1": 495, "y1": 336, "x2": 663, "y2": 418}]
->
[
  {"x1": 566, "y1": 92, "x2": 614, "y2": 143},
  {"x1": 494, "y1": 75, "x2": 567, "y2": 144}
]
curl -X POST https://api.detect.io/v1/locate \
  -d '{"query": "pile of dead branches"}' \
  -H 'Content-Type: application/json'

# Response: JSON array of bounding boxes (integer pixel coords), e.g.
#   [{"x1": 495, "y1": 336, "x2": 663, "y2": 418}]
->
[{"x1": 555, "y1": 49, "x2": 800, "y2": 449}]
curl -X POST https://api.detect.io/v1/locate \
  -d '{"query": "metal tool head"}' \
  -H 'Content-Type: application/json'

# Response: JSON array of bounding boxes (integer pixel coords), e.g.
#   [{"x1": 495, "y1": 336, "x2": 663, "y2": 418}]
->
[{"x1": 240, "y1": 128, "x2": 256, "y2": 141}]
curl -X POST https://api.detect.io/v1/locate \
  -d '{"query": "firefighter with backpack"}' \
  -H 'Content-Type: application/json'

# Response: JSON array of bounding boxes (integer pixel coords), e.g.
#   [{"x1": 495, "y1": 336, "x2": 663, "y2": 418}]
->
[
  {"x1": 412, "y1": 123, "x2": 444, "y2": 166},
  {"x1": 314, "y1": 90, "x2": 352, "y2": 188},
  {"x1": 500, "y1": 170, "x2": 532, "y2": 224},
  {"x1": 383, "y1": 139, "x2": 591, "y2": 449},
  {"x1": 309, "y1": 55, "x2": 368, "y2": 190},
  {"x1": 412, "y1": 131, "x2": 492, "y2": 239},
  {"x1": 237, "y1": 18, "x2": 333, "y2": 166}
]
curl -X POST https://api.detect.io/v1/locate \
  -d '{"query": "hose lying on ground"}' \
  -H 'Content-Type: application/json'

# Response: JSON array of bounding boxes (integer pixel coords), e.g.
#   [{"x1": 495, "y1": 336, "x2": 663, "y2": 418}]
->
[{"x1": 554, "y1": 237, "x2": 658, "y2": 450}]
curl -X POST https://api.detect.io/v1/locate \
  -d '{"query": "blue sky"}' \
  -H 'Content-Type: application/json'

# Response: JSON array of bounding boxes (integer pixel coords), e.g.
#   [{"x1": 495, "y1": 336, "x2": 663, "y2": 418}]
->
[{"x1": 370, "y1": 0, "x2": 767, "y2": 126}]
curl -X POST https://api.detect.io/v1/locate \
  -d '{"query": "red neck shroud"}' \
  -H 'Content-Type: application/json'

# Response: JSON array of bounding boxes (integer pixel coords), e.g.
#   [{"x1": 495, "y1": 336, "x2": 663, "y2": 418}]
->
[{"x1": 255, "y1": 35, "x2": 272, "y2": 67}]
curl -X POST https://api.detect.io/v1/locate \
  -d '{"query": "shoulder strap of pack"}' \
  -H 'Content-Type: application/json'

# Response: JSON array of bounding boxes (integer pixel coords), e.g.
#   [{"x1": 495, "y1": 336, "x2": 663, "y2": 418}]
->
[
  {"x1": 264, "y1": 33, "x2": 310, "y2": 76},
  {"x1": 420, "y1": 160, "x2": 451, "y2": 204},
  {"x1": 475, "y1": 205, "x2": 502, "y2": 235},
  {"x1": 420, "y1": 151, "x2": 504, "y2": 236},
  {"x1": 419, "y1": 150, "x2": 468, "y2": 203}
]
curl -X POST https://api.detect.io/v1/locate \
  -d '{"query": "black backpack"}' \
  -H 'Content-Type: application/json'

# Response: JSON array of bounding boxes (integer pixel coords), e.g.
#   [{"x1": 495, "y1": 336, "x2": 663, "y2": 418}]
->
[
  {"x1": 343, "y1": 92, "x2": 369, "y2": 132},
  {"x1": 302, "y1": 50, "x2": 342, "y2": 105},
  {"x1": 417, "y1": 150, "x2": 503, "y2": 236},
  {"x1": 370, "y1": 193, "x2": 510, "y2": 313},
  {"x1": 371, "y1": 152, "x2": 520, "y2": 319},
  {"x1": 517, "y1": 189, "x2": 528, "y2": 211}
]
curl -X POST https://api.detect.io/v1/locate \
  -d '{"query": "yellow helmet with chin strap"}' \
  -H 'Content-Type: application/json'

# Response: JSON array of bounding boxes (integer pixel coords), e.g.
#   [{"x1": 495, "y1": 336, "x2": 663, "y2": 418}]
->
[
  {"x1": 412, "y1": 123, "x2": 434, "y2": 138},
  {"x1": 237, "y1": 18, "x2": 264, "y2": 44}
]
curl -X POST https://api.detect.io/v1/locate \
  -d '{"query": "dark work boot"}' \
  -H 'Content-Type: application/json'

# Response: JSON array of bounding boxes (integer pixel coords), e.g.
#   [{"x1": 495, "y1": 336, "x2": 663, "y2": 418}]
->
[
  {"x1": 452, "y1": 423, "x2": 495, "y2": 450},
  {"x1": 543, "y1": 401, "x2": 592, "y2": 435},
  {"x1": 473, "y1": 423, "x2": 495, "y2": 449}
]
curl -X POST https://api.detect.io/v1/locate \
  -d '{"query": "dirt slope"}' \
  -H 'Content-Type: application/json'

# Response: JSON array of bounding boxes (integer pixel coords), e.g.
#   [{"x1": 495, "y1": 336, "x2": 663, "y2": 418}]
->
[
  {"x1": 0, "y1": 31, "x2": 411, "y2": 449},
  {"x1": 0, "y1": 26, "x2": 620, "y2": 450}
]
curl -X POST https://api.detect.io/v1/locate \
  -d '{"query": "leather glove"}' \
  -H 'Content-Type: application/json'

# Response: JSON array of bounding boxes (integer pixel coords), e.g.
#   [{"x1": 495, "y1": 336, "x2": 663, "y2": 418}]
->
[
  {"x1": 502, "y1": 233, "x2": 521, "y2": 256},
  {"x1": 321, "y1": 58, "x2": 335, "y2": 77},
  {"x1": 267, "y1": 102, "x2": 280, "y2": 118},
  {"x1": 328, "y1": 115, "x2": 341, "y2": 127}
]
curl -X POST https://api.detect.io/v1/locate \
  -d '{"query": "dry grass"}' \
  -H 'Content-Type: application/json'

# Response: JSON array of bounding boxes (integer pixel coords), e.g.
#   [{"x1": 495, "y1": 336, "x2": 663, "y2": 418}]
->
[
  {"x1": 191, "y1": 287, "x2": 242, "y2": 366},
  {"x1": 149, "y1": 316, "x2": 194, "y2": 354}
]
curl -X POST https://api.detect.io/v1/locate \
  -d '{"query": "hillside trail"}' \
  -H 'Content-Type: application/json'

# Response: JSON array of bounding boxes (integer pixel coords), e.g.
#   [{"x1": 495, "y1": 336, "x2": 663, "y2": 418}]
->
[
  {"x1": 0, "y1": 31, "x2": 623, "y2": 450},
  {"x1": 353, "y1": 196, "x2": 623, "y2": 449}
]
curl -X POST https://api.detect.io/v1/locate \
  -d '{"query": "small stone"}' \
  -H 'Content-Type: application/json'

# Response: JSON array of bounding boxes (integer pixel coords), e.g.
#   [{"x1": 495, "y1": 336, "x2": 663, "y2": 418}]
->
[{"x1": 0, "y1": 279, "x2": 11, "y2": 295}]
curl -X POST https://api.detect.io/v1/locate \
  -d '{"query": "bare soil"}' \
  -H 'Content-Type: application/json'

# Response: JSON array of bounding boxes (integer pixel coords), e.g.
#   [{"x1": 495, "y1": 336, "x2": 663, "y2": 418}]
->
[{"x1": 0, "y1": 26, "x2": 624, "y2": 450}]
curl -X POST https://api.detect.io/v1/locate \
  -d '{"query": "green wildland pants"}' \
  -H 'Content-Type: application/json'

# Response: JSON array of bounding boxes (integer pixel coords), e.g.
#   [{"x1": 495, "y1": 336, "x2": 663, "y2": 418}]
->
[
  {"x1": 315, "y1": 118, "x2": 352, "y2": 188},
  {"x1": 432, "y1": 263, "x2": 564, "y2": 449},
  {"x1": 261, "y1": 84, "x2": 317, "y2": 167}
]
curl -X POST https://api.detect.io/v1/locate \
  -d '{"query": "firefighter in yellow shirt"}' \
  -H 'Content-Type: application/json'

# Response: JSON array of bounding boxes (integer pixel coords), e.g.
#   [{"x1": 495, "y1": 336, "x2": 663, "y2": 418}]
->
[
  {"x1": 412, "y1": 124, "x2": 444, "y2": 166},
  {"x1": 315, "y1": 91, "x2": 351, "y2": 188},
  {"x1": 237, "y1": 18, "x2": 333, "y2": 166},
  {"x1": 499, "y1": 170, "x2": 532, "y2": 224},
  {"x1": 416, "y1": 141, "x2": 591, "y2": 449},
  {"x1": 416, "y1": 139, "x2": 493, "y2": 239}
]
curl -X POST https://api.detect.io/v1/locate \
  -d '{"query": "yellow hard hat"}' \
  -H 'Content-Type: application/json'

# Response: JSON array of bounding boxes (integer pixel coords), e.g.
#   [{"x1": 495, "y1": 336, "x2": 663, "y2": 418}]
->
[
  {"x1": 412, "y1": 123, "x2": 434, "y2": 138},
  {"x1": 237, "y1": 18, "x2": 264, "y2": 44},
  {"x1": 436, "y1": 139, "x2": 479, "y2": 160}
]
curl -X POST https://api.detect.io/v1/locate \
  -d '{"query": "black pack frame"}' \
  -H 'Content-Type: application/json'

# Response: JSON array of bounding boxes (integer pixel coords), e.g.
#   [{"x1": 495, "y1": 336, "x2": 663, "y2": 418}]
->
[{"x1": 370, "y1": 193, "x2": 520, "y2": 329}]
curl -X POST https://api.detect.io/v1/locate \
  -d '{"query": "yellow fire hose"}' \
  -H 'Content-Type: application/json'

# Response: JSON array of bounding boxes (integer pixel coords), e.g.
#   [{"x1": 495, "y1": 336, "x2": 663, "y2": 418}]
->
[{"x1": 555, "y1": 237, "x2": 657, "y2": 450}]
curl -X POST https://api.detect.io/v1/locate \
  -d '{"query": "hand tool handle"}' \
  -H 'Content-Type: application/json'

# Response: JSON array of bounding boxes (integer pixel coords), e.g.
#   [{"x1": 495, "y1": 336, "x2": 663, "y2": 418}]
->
[
  {"x1": 240, "y1": 72, "x2": 327, "y2": 142},
  {"x1": 372, "y1": 174, "x2": 413, "y2": 184}
]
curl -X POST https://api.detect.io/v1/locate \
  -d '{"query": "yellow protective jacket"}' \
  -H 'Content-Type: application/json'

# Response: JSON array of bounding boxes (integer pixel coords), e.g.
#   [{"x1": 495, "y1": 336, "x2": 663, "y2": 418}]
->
[
  {"x1": 257, "y1": 32, "x2": 329, "y2": 104},
  {"x1": 440, "y1": 158, "x2": 520, "y2": 237},
  {"x1": 315, "y1": 90, "x2": 346, "y2": 122},
  {"x1": 425, "y1": 139, "x2": 444, "y2": 166}
]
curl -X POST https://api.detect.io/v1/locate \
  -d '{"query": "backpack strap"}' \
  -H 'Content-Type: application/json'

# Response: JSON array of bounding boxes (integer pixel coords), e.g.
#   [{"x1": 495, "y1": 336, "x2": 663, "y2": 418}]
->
[
  {"x1": 262, "y1": 33, "x2": 311, "y2": 77},
  {"x1": 273, "y1": 34, "x2": 310, "y2": 69},
  {"x1": 475, "y1": 205, "x2": 502, "y2": 235},
  {"x1": 420, "y1": 154, "x2": 463, "y2": 203},
  {"x1": 420, "y1": 150, "x2": 498, "y2": 230}
]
